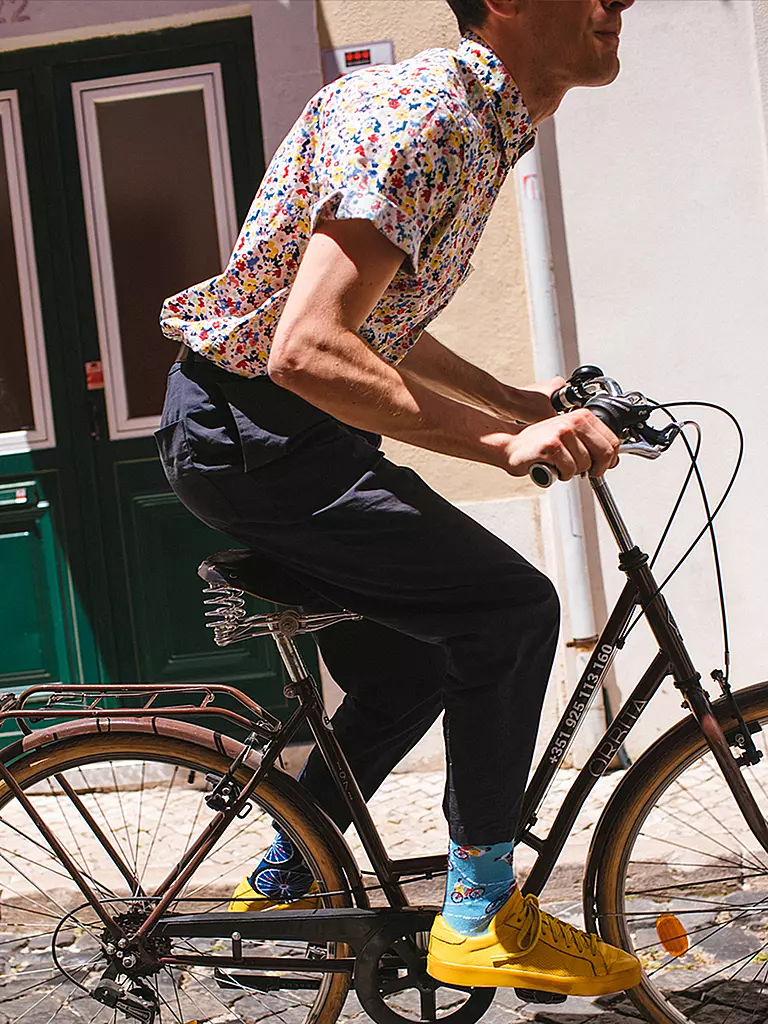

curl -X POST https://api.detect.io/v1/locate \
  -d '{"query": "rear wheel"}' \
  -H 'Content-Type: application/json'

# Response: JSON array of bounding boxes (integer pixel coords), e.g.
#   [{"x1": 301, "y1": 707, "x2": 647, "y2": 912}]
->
[
  {"x1": 594, "y1": 682, "x2": 768, "y2": 1024},
  {"x1": 0, "y1": 731, "x2": 352, "y2": 1024}
]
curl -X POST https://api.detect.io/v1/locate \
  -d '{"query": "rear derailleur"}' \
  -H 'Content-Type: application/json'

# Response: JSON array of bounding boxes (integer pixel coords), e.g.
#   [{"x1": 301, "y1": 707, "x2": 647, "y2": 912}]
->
[{"x1": 92, "y1": 964, "x2": 158, "y2": 1023}]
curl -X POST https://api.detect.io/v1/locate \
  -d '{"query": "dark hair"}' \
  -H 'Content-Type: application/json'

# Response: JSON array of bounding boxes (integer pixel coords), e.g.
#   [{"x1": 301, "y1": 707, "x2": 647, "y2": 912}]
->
[{"x1": 445, "y1": 0, "x2": 488, "y2": 34}]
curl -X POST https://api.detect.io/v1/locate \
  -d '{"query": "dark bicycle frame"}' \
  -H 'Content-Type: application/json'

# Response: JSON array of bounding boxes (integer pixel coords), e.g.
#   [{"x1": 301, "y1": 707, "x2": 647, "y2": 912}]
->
[{"x1": 0, "y1": 475, "x2": 765, "y2": 975}]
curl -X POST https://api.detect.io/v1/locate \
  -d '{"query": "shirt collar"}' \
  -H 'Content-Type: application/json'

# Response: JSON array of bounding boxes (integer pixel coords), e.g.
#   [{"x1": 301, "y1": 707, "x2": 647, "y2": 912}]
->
[{"x1": 458, "y1": 31, "x2": 536, "y2": 163}]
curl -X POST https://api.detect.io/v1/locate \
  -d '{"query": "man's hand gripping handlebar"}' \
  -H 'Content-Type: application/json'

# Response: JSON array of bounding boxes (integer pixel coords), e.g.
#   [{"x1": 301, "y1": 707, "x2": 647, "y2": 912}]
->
[{"x1": 527, "y1": 365, "x2": 681, "y2": 488}]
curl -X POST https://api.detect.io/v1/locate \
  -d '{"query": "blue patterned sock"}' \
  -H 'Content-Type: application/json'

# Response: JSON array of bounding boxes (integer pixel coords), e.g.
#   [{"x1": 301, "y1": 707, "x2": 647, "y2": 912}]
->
[
  {"x1": 441, "y1": 840, "x2": 516, "y2": 936},
  {"x1": 249, "y1": 831, "x2": 314, "y2": 900}
]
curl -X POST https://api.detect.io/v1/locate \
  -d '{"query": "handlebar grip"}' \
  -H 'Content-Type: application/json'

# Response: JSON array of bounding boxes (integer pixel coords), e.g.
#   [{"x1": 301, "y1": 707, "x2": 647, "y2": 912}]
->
[{"x1": 529, "y1": 463, "x2": 559, "y2": 489}]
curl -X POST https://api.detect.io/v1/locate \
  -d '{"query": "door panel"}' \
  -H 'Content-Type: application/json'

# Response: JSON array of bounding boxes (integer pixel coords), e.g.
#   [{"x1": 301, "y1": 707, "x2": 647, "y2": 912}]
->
[
  {"x1": 114, "y1": 456, "x2": 289, "y2": 716},
  {"x1": 0, "y1": 477, "x2": 77, "y2": 688}
]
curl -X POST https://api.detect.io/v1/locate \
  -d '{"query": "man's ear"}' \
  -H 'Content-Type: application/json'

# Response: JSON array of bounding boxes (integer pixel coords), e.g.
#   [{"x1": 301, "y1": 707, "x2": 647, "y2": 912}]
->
[{"x1": 483, "y1": 0, "x2": 521, "y2": 20}]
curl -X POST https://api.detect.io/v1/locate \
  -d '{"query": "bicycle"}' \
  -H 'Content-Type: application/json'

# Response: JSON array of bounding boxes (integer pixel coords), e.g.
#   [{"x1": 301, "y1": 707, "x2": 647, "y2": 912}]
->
[{"x1": 0, "y1": 365, "x2": 766, "y2": 1024}]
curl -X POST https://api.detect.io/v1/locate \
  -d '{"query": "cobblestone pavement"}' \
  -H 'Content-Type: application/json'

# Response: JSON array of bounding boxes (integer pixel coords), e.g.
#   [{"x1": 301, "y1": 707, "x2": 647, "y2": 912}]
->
[{"x1": 1, "y1": 759, "x2": 768, "y2": 1024}]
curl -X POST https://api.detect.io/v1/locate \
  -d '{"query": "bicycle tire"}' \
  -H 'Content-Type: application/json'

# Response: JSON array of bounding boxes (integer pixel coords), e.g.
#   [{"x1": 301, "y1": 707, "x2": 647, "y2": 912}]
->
[
  {"x1": 0, "y1": 729, "x2": 353, "y2": 1024},
  {"x1": 591, "y1": 680, "x2": 768, "y2": 1024}
]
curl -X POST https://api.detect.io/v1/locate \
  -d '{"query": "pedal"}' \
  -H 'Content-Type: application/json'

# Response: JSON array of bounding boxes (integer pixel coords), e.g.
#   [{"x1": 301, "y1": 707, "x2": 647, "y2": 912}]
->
[
  {"x1": 514, "y1": 987, "x2": 568, "y2": 1004},
  {"x1": 214, "y1": 967, "x2": 321, "y2": 992}
]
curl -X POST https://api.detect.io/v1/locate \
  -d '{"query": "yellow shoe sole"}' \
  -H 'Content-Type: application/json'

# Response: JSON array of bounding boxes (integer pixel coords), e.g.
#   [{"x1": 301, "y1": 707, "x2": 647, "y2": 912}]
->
[
  {"x1": 426, "y1": 953, "x2": 641, "y2": 996},
  {"x1": 228, "y1": 878, "x2": 321, "y2": 913}
]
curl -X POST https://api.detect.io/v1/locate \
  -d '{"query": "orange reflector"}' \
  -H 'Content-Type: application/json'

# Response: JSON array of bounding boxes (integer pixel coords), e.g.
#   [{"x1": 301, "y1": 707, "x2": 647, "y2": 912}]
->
[{"x1": 656, "y1": 913, "x2": 689, "y2": 956}]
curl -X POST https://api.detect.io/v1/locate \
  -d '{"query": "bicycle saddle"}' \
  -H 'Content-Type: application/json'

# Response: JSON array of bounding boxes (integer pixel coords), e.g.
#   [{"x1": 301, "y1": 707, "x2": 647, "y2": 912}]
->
[{"x1": 198, "y1": 549, "x2": 334, "y2": 609}]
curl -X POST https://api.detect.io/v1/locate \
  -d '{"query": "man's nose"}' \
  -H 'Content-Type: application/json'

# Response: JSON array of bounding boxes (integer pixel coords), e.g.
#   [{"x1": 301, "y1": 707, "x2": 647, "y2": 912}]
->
[{"x1": 605, "y1": 0, "x2": 635, "y2": 10}]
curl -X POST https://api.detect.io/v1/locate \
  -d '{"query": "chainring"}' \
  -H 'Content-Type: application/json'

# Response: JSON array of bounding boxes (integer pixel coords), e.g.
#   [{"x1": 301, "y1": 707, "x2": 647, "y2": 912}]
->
[{"x1": 353, "y1": 923, "x2": 495, "y2": 1024}]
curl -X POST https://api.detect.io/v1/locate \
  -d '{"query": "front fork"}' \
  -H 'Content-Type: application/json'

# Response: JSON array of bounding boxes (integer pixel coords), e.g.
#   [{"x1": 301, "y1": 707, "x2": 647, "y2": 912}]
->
[{"x1": 682, "y1": 681, "x2": 768, "y2": 853}]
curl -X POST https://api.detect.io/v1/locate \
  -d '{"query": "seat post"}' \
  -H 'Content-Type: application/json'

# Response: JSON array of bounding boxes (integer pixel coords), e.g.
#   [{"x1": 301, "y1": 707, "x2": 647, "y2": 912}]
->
[{"x1": 269, "y1": 611, "x2": 310, "y2": 685}]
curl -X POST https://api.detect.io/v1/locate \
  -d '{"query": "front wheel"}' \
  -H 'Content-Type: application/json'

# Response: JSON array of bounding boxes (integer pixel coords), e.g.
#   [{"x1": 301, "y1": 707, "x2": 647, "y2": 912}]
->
[{"x1": 592, "y1": 680, "x2": 768, "y2": 1024}]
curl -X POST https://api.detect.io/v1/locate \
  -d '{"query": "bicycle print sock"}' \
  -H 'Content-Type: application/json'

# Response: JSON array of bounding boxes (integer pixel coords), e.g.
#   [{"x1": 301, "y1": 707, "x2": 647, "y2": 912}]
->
[
  {"x1": 441, "y1": 839, "x2": 516, "y2": 936},
  {"x1": 250, "y1": 830, "x2": 314, "y2": 900}
]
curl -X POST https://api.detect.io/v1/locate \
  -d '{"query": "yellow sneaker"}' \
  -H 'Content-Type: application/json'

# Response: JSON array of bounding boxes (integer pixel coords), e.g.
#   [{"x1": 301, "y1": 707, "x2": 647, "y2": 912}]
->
[
  {"x1": 228, "y1": 877, "x2": 321, "y2": 913},
  {"x1": 427, "y1": 888, "x2": 641, "y2": 996}
]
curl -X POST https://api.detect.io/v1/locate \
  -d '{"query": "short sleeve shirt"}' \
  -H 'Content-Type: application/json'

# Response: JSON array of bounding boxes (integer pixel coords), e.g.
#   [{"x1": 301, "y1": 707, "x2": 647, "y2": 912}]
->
[{"x1": 160, "y1": 33, "x2": 536, "y2": 377}]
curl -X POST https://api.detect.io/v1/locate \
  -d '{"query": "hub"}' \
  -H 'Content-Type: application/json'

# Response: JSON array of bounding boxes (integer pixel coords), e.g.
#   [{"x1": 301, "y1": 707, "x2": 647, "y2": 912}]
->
[{"x1": 100, "y1": 907, "x2": 171, "y2": 979}]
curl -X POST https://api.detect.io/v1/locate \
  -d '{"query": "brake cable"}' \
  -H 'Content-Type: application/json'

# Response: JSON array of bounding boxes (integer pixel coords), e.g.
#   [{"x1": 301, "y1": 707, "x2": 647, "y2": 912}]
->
[{"x1": 614, "y1": 400, "x2": 744, "y2": 698}]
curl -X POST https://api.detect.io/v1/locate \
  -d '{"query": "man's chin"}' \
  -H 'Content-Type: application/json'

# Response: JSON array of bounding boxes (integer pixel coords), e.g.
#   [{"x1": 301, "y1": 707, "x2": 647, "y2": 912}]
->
[{"x1": 585, "y1": 58, "x2": 621, "y2": 87}]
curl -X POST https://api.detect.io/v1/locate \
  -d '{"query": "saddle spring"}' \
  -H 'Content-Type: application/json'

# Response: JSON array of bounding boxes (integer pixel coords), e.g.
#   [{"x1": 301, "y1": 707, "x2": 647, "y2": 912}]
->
[{"x1": 203, "y1": 583, "x2": 248, "y2": 646}]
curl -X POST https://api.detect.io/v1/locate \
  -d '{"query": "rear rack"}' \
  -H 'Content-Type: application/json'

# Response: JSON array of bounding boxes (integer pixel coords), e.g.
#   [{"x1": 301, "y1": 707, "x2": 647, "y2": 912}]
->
[{"x1": 0, "y1": 683, "x2": 282, "y2": 737}]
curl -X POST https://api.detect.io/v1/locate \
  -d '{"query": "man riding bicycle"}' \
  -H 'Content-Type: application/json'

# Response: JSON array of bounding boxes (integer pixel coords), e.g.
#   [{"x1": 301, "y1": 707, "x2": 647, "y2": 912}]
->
[{"x1": 158, "y1": 0, "x2": 638, "y2": 997}]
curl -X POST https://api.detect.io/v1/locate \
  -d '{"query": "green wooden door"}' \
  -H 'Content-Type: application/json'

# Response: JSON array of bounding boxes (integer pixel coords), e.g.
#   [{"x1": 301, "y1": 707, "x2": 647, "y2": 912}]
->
[{"x1": 0, "y1": 20, "x2": 301, "y2": 731}]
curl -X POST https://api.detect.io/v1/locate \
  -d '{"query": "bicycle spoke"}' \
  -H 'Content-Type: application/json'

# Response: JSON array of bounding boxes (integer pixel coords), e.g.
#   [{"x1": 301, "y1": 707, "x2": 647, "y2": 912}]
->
[
  {"x1": 189, "y1": 805, "x2": 272, "y2": 864},
  {"x1": 138, "y1": 765, "x2": 179, "y2": 884},
  {"x1": 666, "y1": 775, "x2": 768, "y2": 872},
  {"x1": 175, "y1": 962, "x2": 260, "y2": 1021},
  {"x1": 679, "y1": 935, "x2": 768, "y2": 999},
  {"x1": 147, "y1": 974, "x2": 185, "y2": 1024},
  {"x1": 109, "y1": 761, "x2": 139, "y2": 880},
  {"x1": 643, "y1": 800, "x2": 764, "y2": 873},
  {"x1": 179, "y1": 778, "x2": 205, "y2": 860},
  {"x1": 0, "y1": 847, "x2": 91, "y2": 928},
  {"x1": 74, "y1": 766, "x2": 136, "y2": 880},
  {"x1": 635, "y1": 828, "x2": 747, "y2": 871},
  {"x1": 0, "y1": 810, "x2": 112, "y2": 886},
  {"x1": 716, "y1": 957, "x2": 768, "y2": 1024},
  {"x1": 46, "y1": 777, "x2": 95, "y2": 885},
  {"x1": 0, "y1": 831, "x2": 115, "y2": 899},
  {"x1": 162, "y1": 965, "x2": 186, "y2": 1023},
  {"x1": 635, "y1": 881, "x2": 768, "y2": 972},
  {"x1": 134, "y1": 761, "x2": 146, "y2": 888},
  {"x1": 2, "y1": 975, "x2": 77, "y2": 1022},
  {"x1": 626, "y1": 867, "x2": 768, "y2": 896}
]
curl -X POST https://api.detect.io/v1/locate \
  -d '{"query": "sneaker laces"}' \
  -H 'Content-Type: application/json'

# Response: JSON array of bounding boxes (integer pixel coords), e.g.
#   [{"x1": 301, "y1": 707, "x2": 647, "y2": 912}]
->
[{"x1": 492, "y1": 893, "x2": 598, "y2": 967}]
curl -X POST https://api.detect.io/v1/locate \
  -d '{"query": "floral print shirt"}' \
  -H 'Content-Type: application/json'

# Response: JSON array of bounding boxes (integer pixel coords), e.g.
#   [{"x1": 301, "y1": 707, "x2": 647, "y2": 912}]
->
[{"x1": 160, "y1": 33, "x2": 536, "y2": 376}]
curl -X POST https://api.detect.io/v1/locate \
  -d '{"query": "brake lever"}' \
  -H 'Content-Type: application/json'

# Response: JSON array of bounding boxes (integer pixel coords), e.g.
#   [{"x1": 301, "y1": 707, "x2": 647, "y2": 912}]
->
[
  {"x1": 618, "y1": 422, "x2": 682, "y2": 460},
  {"x1": 618, "y1": 439, "x2": 666, "y2": 460}
]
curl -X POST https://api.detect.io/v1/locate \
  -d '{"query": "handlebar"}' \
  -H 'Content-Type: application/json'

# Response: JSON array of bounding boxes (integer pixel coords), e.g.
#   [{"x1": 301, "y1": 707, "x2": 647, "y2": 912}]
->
[{"x1": 529, "y1": 365, "x2": 681, "y2": 488}]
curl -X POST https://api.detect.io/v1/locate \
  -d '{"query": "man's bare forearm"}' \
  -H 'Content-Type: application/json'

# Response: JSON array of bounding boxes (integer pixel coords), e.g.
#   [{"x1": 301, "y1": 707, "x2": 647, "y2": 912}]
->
[
  {"x1": 398, "y1": 330, "x2": 555, "y2": 423},
  {"x1": 268, "y1": 321, "x2": 522, "y2": 469}
]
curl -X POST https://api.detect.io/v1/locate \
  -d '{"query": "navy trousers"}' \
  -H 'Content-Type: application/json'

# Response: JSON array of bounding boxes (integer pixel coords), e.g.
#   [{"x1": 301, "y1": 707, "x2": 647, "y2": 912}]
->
[{"x1": 156, "y1": 354, "x2": 559, "y2": 845}]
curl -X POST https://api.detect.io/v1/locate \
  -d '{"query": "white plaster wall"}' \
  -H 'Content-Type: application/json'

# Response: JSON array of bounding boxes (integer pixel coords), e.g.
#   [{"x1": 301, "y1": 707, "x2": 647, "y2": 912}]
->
[
  {"x1": 756, "y1": 0, "x2": 768, "y2": 118},
  {"x1": 0, "y1": 0, "x2": 324, "y2": 160},
  {"x1": 553, "y1": 0, "x2": 768, "y2": 755}
]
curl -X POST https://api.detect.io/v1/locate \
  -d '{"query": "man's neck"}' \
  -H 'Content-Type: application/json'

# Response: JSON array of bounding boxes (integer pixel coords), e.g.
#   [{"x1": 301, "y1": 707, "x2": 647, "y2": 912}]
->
[{"x1": 471, "y1": 28, "x2": 566, "y2": 127}]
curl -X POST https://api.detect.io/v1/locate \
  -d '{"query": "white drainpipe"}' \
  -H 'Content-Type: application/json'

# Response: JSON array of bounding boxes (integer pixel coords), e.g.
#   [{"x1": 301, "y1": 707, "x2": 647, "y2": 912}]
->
[{"x1": 514, "y1": 144, "x2": 607, "y2": 764}]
